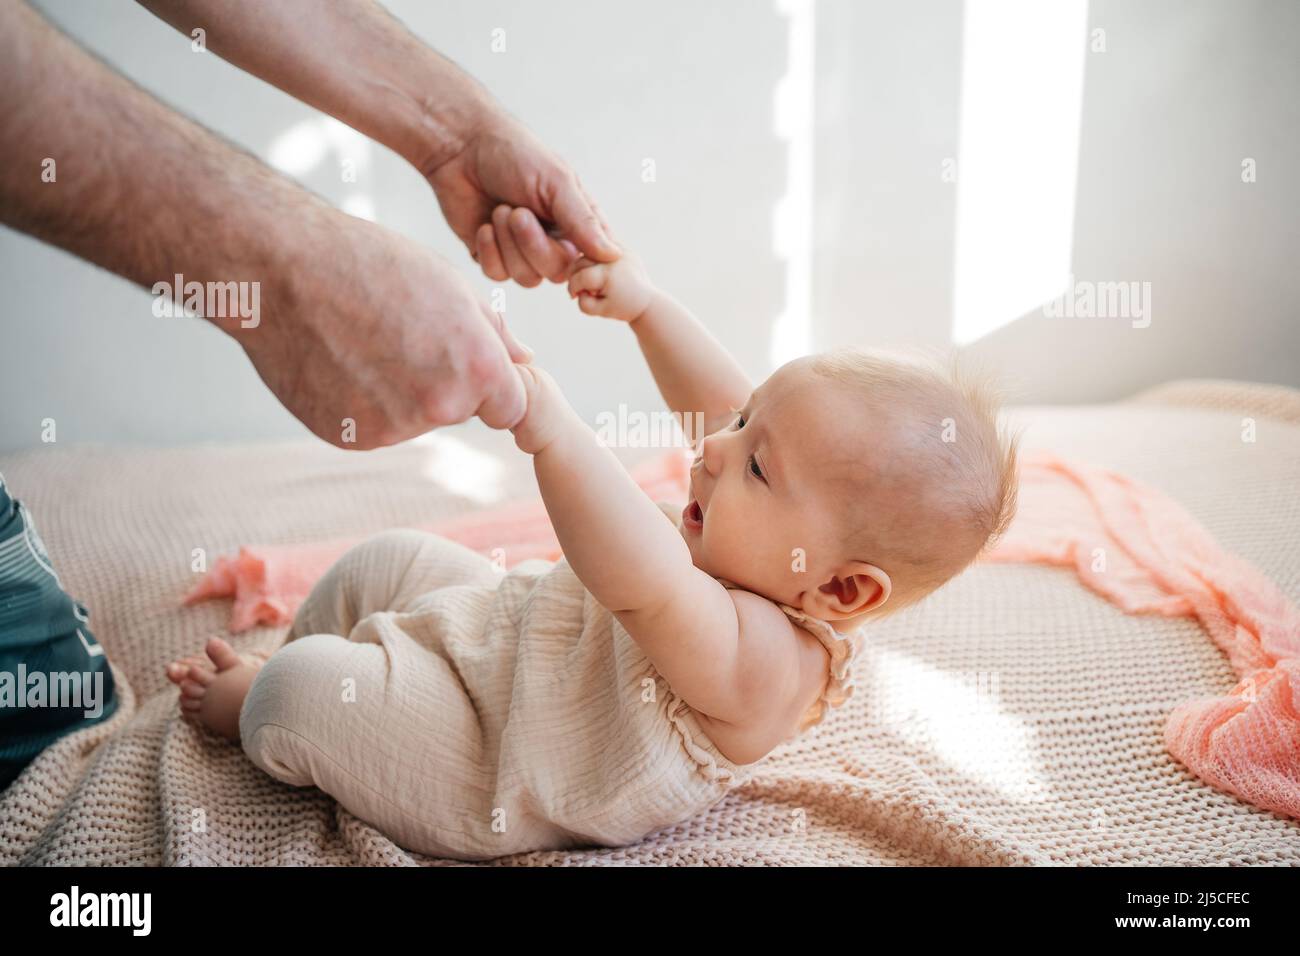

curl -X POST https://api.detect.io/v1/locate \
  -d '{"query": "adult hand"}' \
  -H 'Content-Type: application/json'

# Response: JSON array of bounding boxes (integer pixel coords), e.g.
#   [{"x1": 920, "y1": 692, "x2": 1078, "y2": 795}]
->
[
  {"x1": 424, "y1": 110, "x2": 620, "y2": 287},
  {"x1": 137, "y1": 1, "x2": 619, "y2": 285},
  {"x1": 7, "y1": 0, "x2": 608, "y2": 451},
  {"x1": 244, "y1": 216, "x2": 532, "y2": 450}
]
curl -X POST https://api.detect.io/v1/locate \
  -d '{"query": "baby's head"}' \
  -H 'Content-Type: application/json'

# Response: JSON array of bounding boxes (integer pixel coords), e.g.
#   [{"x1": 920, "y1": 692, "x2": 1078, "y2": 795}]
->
[{"x1": 680, "y1": 346, "x2": 1020, "y2": 631}]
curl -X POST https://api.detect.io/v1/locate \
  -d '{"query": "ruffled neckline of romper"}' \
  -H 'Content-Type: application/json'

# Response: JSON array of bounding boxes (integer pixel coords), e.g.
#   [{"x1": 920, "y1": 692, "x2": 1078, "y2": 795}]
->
[
  {"x1": 646, "y1": 500, "x2": 864, "y2": 784},
  {"x1": 652, "y1": 585, "x2": 864, "y2": 787},
  {"x1": 713, "y1": 576, "x2": 864, "y2": 737}
]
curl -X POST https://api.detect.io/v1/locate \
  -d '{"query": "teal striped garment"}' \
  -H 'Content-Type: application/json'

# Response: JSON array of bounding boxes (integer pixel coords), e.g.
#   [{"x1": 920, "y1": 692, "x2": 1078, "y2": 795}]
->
[{"x1": 0, "y1": 473, "x2": 118, "y2": 789}]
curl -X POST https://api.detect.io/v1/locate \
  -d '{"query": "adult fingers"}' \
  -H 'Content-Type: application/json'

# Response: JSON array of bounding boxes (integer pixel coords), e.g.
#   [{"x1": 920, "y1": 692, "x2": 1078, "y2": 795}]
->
[
  {"x1": 508, "y1": 206, "x2": 577, "y2": 282},
  {"x1": 555, "y1": 236, "x2": 580, "y2": 261},
  {"x1": 475, "y1": 223, "x2": 509, "y2": 281},
  {"x1": 491, "y1": 205, "x2": 543, "y2": 287},
  {"x1": 580, "y1": 181, "x2": 617, "y2": 244},
  {"x1": 473, "y1": 338, "x2": 529, "y2": 431},
  {"x1": 548, "y1": 174, "x2": 620, "y2": 263},
  {"x1": 482, "y1": 300, "x2": 534, "y2": 365}
]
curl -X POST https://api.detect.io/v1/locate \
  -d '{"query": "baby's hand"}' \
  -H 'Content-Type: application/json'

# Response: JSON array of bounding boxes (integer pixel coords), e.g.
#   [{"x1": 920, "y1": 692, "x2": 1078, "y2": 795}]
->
[
  {"x1": 509, "y1": 362, "x2": 572, "y2": 456},
  {"x1": 566, "y1": 251, "x2": 656, "y2": 323}
]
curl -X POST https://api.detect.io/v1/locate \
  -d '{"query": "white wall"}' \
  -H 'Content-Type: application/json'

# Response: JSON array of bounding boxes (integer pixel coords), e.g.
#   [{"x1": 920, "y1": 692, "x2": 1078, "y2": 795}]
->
[
  {"x1": 814, "y1": 0, "x2": 963, "y2": 353},
  {"x1": 816, "y1": 0, "x2": 1300, "y2": 403},
  {"x1": 2, "y1": 0, "x2": 1296, "y2": 452}
]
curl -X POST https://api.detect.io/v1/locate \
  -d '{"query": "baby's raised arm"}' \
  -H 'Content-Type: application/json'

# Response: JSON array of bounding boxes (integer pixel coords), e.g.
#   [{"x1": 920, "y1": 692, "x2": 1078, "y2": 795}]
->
[
  {"x1": 484, "y1": 211, "x2": 812, "y2": 749},
  {"x1": 564, "y1": 242, "x2": 754, "y2": 441},
  {"x1": 507, "y1": 364, "x2": 800, "y2": 747},
  {"x1": 480, "y1": 206, "x2": 751, "y2": 437}
]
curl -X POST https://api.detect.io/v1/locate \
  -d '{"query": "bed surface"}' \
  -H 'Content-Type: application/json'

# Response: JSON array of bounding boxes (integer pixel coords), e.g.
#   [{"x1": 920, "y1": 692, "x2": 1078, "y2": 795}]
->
[{"x1": 1, "y1": 379, "x2": 1297, "y2": 865}]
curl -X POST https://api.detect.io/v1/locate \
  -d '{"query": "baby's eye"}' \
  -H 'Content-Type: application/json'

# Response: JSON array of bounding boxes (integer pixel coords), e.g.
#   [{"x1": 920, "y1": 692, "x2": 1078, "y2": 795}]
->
[
  {"x1": 748, "y1": 455, "x2": 764, "y2": 480},
  {"x1": 733, "y1": 414, "x2": 746, "y2": 429}
]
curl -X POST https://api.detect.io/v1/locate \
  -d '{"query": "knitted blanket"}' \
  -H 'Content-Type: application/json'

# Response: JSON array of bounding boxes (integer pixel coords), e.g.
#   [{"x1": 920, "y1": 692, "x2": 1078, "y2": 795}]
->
[
  {"x1": 2, "y1": 380, "x2": 1298, "y2": 865},
  {"x1": 181, "y1": 445, "x2": 1300, "y2": 824}
]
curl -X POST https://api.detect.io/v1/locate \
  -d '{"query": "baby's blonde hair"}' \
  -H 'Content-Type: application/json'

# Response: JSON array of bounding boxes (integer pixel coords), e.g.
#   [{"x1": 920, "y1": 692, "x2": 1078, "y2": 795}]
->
[{"x1": 808, "y1": 345, "x2": 1021, "y2": 616}]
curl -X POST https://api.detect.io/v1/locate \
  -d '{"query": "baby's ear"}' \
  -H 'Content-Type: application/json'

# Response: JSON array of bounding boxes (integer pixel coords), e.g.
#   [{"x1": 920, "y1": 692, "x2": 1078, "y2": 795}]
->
[{"x1": 811, "y1": 562, "x2": 891, "y2": 618}]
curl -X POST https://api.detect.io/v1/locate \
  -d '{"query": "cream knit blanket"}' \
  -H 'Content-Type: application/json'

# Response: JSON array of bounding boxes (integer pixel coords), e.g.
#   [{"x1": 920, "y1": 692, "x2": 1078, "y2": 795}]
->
[{"x1": 2, "y1": 380, "x2": 1297, "y2": 865}]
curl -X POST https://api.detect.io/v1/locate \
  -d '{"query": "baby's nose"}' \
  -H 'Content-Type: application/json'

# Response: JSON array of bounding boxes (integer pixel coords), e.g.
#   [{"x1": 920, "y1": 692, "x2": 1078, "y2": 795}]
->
[{"x1": 698, "y1": 435, "x2": 721, "y2": 474}]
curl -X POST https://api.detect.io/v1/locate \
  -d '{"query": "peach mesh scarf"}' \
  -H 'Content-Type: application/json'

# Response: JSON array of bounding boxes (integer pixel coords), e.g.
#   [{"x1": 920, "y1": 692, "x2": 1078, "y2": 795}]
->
[
  {"x1": 185, "y1": 446, "x2": 1300, "y2": 820},
  {"x1": 184, "y1": 449, "x2": 695, "y2": 631},
  {"x1": 982, "y1": 450, "x2": 1299, "y2": 820}
]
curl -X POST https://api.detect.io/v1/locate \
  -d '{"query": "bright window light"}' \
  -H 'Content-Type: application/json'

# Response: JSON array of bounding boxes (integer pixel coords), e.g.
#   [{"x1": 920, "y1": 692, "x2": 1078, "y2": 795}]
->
[
  {"x1": 951, "y1": 0, "x2": 1088, "y2": 345},
  {"x1": 770, "y1": 0, "x2": 815, "y2": 368}
]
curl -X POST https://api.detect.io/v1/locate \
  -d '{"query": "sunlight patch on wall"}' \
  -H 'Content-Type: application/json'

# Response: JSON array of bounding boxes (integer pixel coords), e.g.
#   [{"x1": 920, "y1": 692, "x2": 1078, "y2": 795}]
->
[
  {"x1": 951, "y1": 0, "x2": 1088, "y2": 345},
  {"x1": 769, "y1": 0, "x2": 816, "y2": 369},
  {"x1": 267, "y1": 117, "x2": 376, "y2": 222}
]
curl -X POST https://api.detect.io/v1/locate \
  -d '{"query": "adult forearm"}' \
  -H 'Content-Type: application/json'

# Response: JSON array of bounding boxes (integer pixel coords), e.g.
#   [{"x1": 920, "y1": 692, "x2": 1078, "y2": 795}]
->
[
  {"x1": 135, "y1": 0, "x2": 494, "y2": 173},
  {"x1": 0, "y1": 0, "x2": 323, "y2": 335}
]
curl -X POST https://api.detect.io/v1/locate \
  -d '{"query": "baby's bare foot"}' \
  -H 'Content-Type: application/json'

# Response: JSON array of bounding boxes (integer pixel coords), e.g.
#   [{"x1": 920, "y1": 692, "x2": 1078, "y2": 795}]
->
[{"x1": 165, "y1": 637, "x2": 265, "y2": 741}]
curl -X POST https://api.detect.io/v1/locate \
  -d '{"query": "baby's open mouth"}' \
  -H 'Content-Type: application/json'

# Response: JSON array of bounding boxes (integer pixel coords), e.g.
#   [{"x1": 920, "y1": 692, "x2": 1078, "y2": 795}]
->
[{"x1": 683, "y1": 498, "x2": 704, "y2": 531}]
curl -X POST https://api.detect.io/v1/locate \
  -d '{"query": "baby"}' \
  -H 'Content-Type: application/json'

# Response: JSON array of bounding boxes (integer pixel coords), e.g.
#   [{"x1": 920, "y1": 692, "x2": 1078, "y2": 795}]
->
[{"x1": 166, "y1": 212, "x2": 1019, "y2": 860}]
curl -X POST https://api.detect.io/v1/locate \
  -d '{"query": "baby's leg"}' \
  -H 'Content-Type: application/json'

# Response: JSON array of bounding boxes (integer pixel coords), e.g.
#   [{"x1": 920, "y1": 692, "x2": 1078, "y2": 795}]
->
[
  {"x1": 238, "y1": 614, "x2": 492, "y2": 856},
  {"x1": 171, "y1": 529, "x2": 499, "y2": 742},
  {"x1": 287, "y1": 528, "x2": 503, "y2": 643},
  {"x1": 237, "y1": 529, "x2": 504, "y2": 854}
]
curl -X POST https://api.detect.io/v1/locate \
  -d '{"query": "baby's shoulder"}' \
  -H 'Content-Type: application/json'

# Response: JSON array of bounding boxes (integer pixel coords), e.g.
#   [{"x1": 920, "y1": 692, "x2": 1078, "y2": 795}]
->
[{"x1": 695, "y1": 588, "x2": 835, "y2": 765}]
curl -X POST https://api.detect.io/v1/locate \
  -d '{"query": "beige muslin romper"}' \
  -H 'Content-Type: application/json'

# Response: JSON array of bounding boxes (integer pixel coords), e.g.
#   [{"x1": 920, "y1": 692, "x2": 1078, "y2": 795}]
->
[{"x1": 239, "y1": 502, "x2": 861, "y2": 861}]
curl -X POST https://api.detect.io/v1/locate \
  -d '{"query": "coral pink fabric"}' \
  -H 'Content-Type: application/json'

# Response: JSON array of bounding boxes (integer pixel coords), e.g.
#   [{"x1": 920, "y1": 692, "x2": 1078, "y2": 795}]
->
[
  {"x1": 184, "y1": 446, "x2": 1300, "y2": 820},
  {"x1": 983, "y1": 450, "x2": 1300, "y2": 821},
  {"x1": 183, "y1": 448, "x2": 693, "y2": 632}
]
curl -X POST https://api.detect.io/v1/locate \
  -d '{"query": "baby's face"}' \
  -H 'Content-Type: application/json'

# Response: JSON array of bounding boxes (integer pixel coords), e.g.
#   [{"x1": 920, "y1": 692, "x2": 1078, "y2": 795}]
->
[{"x1": 679, "y1": 358, "x2": 872, "y2": 611}]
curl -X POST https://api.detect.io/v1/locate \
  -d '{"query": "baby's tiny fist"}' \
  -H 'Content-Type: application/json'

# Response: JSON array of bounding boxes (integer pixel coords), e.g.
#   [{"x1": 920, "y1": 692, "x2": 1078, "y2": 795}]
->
[
  {"x1": 566, "y1": 253, "x2": 653, "y2": 322},
  {"x1": 509, "y1": 363, "x2": 565, "y2": 455}
]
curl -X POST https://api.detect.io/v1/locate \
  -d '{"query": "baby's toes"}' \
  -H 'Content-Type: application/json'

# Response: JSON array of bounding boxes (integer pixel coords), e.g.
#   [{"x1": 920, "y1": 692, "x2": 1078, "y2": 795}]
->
[
  {"x1": 165, "y1": 660, "x2": 190, "y2": 684},
  {"x1": 179, "y1": 676, "x2": 208, "y2": 703},
  {"x1": 185, "y1": 663, "x2": 215, "y2": 687},
  {"x1": 165, "y1": 654, "x2": 211, "y2": 684}
]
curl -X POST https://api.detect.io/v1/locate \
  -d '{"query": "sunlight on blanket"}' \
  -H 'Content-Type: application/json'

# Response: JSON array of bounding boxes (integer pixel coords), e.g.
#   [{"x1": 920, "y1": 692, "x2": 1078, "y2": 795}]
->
[
  {"x1": 858, "y1": 643, "x2": 1050, "y2": 804},
  {"x1": 412, "y1": 432, "x2": 507, "y2": 505}
]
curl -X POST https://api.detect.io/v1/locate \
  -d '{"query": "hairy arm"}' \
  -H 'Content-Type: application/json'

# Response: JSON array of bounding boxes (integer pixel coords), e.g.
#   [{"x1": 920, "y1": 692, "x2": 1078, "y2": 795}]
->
[
  {"x1": 0, "y1": 0, "x2": 530, "y2": 444},
  {"x1": 136, "y1": 0, "x2": 616, "y2": 277},
  {"x1": 134, "y1": 0, "x2": 487, "y2": 174},
  {"x1": 0, "y1": 0, "x2": 316, "y2": 312}
]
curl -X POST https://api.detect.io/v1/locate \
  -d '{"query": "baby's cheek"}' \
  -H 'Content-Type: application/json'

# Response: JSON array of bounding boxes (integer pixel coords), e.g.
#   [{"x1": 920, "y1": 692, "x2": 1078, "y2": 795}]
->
[
  {"x1": 727, "y1": 509, "x2": 769, "y2": 569},
  {"x1": 706, "y1": 508, "x2": 740, "y2": 567},
  {"x1": 773, "y1": 521, "x2": 812, "y2": 582}
]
